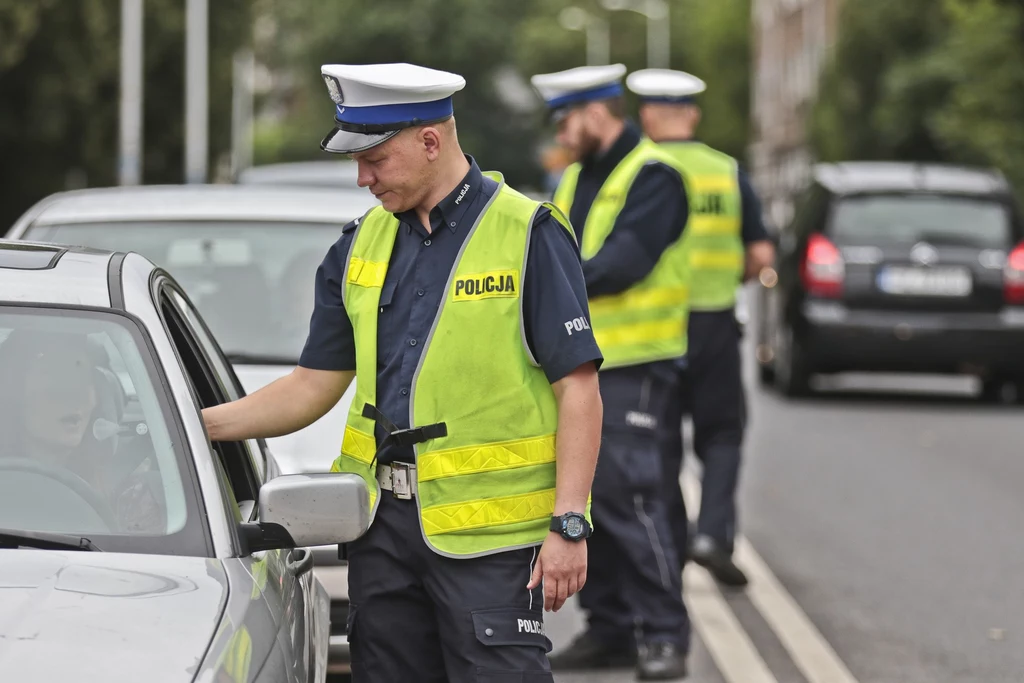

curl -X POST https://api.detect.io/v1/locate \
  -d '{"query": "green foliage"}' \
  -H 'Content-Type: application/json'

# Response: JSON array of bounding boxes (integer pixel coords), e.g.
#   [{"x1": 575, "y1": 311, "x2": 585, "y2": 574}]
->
[
  {"x1": 256, "y1": 0, "x2": 753, "y2": 187},
  {"x1": 0, "y1": 0, "x2": 254, "y2": 229},
  {"x1": 810, "y1": 0, "x2": 1024, "y2": 196}
]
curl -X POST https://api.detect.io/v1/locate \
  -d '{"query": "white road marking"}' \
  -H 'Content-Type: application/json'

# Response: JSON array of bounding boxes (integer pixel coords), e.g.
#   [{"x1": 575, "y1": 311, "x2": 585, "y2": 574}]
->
[
  {"x1": 685, "y1": 564, "x2": 779, "y2": 683},
  {"x1": 682, "y1": 468, "x2": 861, "y2": 683}
]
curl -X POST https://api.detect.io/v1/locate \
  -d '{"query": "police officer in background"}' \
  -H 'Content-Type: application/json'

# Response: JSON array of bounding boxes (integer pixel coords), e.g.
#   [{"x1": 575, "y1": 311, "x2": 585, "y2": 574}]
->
[
  {"x1": 626, "y1": 69, "x2": 776, "y2": 588},
  {"x1": 203, "y1": 63, "x2": 605, "y2": 683},
  {"x1": 530, "y1": 64, "x2": 690, "y2": 681}
]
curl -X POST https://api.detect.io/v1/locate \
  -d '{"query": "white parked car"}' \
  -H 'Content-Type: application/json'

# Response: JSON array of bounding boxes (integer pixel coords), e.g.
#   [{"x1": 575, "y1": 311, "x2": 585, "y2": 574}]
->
[{"x1": 6, "y1": 184, "x2": 379, "y2": 673}]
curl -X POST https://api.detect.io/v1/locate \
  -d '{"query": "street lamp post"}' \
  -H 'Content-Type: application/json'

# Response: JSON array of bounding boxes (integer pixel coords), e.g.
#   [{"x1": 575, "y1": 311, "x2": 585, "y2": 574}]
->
[
  {"x1": 185, "y1": 0, "x2": 209, "y2": 184},
  {"x1": 599, "y1": 0, "x2": 670, "y2": 69},
  {"x1": 559, "y1": 6, "x2": 610, "y2": 66},
  {"x1": 119, "y1": 0, "x2": 143, "y2": 186}
]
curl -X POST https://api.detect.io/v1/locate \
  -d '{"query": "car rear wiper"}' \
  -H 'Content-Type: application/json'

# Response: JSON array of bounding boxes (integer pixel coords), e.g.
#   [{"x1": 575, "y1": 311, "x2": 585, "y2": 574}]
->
[
  {"x1": 0, "y1": 528, "x2": 102, "y2": 552},
  {"x1": 225, "y1": 352, "x2": 299, "y2": 366}
]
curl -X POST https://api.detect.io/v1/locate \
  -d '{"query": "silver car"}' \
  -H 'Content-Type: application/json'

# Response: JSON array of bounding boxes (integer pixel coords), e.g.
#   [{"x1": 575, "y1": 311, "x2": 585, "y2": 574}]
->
[
  {"x1": 0, "y1": 239, "x2": 369, "y2": 682},
  {"x1": 6, "y1": 184, "x2": 376, "y2": 671},
  {"x1": 236, "y1": 161, "x2": 361, "y2": 189}
]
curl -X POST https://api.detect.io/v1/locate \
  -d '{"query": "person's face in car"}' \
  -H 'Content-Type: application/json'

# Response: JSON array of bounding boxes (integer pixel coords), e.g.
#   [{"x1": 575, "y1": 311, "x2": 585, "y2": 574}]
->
[{"x1": 23, "y1": 346, "x2": 97, "y2": 451}]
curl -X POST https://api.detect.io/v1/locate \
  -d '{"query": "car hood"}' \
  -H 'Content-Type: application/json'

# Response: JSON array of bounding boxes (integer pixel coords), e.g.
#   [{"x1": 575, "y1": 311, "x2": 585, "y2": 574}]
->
[
  {"x1": 233, "y1": 364, "x2": 353, "y2": 475},
  {"x1": 0, "y1": 549, "x2": 227, "y2": 683}
]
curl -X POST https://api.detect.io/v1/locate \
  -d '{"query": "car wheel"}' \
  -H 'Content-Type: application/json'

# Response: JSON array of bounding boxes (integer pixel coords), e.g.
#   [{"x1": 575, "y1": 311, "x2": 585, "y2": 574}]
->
[{"x1": 774, "y1": 325, "x2": 812, "y2": 397}]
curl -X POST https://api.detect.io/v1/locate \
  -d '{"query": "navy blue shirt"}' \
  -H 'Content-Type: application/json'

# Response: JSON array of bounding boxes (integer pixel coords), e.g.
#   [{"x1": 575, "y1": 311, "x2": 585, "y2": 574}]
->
[
  {"x1": 299, "y1": 157, "x2": 603, "y2": 464},
  {"x1": 661, "y1": 139, "x2": 770, "y2": 245},
  {"x1": 567, "y1": 122, "x2": 690, "y2": 299}
]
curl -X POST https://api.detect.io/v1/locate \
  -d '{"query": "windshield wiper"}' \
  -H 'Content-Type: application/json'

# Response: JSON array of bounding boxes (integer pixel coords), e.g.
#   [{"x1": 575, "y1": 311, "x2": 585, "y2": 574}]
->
[
  {"x1": 0, "y1": 529, "x2": 102, "y2": 552},
  {"x1": 225, "y1": 352, "x2": 298, "y2": 366}
]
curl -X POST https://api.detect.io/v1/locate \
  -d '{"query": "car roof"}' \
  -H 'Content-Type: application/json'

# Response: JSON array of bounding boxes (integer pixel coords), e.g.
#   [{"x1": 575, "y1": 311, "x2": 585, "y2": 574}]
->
[
  {"x1": 236, "y1": 161, "x2": 360, "y2": 188},
  {"x1": 813, "y1": 162, "x2": 1011, "y2": 197},
  {"x1": 12, "y1": 184, "x2": 378, "y2": 231},
  {"x1": 0, "y1": 239, "x2": 143, "y2": 308}
]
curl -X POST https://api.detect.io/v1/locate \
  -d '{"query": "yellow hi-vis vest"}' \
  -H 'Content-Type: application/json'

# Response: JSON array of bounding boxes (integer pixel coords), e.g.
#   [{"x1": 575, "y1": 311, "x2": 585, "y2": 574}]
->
[
  {"x1": 660, "y1": 142, "x2": 743, "y2": 311},
  {"x1": 332, "y1": 173, "x2": 590, "y2": 558},
  {"x1": 553, "y1": 138, "x2": 691, "y2": 368}
]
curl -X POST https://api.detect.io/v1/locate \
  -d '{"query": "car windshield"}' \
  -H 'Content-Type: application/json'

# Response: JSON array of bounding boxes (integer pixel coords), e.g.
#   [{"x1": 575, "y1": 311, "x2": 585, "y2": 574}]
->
[
  {"x1": 25, "y1": 221, "x2": 343, "y2": 363},
  {"x1": 829, "y1": 194, "x2": 1012, "y2": 249},
  {"x1": 0, "y1": 307, "x2": 207, "y2": 555}
]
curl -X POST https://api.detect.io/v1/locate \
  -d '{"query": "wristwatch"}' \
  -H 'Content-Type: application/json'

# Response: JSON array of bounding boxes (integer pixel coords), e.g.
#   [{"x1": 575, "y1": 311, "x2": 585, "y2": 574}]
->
[{"x1": 550, "y1": 512, "x2": 592, "y2": 542}]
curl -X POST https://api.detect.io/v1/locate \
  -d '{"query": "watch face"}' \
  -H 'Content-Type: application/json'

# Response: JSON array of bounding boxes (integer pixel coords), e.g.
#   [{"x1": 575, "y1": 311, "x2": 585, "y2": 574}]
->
[{"x1": 564, "y1": 515, "x2": 585, "y2": 538}]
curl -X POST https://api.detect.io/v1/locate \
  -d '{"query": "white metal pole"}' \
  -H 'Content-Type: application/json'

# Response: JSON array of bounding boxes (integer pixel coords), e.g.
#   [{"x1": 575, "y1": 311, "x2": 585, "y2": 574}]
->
[
  {"x1": 587, "y1": 17, "x2": 610, "y2": 66},
  {"x1": 185, "y1": 0, "x2": 209, "y2": 184},
  {"x1": 646, "y1": 0, "x2": 670, "y2": 68},
  {"x1": 119, "y1": 0, "x2": 144, "y2": 186},
  {"x1": 230, "y1": 49, "x2": 255, "y2": 181}
]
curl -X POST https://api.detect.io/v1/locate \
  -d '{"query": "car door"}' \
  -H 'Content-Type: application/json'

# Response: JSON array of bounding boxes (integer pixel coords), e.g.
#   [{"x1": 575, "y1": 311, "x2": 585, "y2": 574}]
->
[{"x1": 154, "y1": 275, "x2": 323, "y2": 683}]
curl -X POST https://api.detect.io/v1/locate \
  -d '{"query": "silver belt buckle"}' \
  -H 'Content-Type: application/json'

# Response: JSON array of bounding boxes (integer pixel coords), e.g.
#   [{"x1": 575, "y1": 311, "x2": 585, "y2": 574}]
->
[{"x1": 391, "y1": 462, "x2": 413, "y2": 500}]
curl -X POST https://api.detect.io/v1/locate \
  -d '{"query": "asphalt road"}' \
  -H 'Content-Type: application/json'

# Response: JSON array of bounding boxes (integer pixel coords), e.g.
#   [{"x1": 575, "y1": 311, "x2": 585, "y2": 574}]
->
[{"x1": 333, "y1": 310, "x2": 1024, "y2": 683}]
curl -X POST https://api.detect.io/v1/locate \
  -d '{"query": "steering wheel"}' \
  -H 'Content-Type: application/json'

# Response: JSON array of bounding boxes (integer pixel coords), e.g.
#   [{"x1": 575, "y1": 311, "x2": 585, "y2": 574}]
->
[{"x1": 0, "y1": 458, "x2": 118, "y2": 531}]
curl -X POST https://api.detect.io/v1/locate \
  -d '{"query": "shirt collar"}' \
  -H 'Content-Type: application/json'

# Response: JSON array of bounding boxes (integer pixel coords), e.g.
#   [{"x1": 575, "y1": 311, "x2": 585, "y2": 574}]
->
[
  {"x1": 397, "y1": 155, "x2": 483, "y2": 234},
  {"x1": 584, "y1": 121, "x2": 641, "y2": 176}
]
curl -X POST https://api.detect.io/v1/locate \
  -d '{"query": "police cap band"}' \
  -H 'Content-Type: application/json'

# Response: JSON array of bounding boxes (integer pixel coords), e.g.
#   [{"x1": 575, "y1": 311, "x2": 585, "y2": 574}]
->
[
  {"x1": 530, "y1": 64, "x2": 628, "y2": 118},
  {"x1": 319, "y1": 63, "x2": 467, "y2": 154}
]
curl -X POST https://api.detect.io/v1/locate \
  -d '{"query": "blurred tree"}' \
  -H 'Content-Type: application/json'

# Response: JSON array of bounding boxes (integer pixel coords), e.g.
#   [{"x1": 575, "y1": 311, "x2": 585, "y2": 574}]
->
[
  {"x1": 255, "y1": 0, "x2": 753, "y2": 189},
  {"x1": 0, "y1": 0, "x2": 254, "y2": 230},
  {"x1": 809, "y1": 0, "x2": 1024, "y2": 196}
]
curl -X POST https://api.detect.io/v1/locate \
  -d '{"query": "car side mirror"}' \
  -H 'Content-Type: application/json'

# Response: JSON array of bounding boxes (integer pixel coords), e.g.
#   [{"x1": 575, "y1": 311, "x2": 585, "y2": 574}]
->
[{"x1": 242, "y1": 473, "x2": 370, "y2": 553}]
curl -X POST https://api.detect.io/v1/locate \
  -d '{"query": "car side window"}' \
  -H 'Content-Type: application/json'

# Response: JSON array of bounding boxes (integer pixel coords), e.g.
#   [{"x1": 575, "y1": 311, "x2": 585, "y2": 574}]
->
[
  {"x1": 156, "y1": 283, "x2": 261, "y2": 521},
  {"x1": 167, "y1": 288, "x2": 267, "y2": 482}
]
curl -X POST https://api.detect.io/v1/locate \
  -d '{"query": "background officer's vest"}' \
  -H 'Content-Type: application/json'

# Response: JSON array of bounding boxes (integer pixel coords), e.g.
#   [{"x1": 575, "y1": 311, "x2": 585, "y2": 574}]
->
[
  {"x1": 333, "y1": 174, "x2": 589, "y2": 558},
  {"x1": 661, "y1": 142, "x2": 743, "y2": 312},
  {"x1": 553, "y1": 139, "x2": 691, "y2": 368}
]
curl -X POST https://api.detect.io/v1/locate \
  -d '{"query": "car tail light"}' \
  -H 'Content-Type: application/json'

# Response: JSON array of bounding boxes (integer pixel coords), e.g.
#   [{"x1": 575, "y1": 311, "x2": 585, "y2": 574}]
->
[
  {"x1": 800, "y1": 233, "x2": 845, "y2": 298},
  {"x1": 1003, "y1": 242, "x2": 1024, "y2": 304}
]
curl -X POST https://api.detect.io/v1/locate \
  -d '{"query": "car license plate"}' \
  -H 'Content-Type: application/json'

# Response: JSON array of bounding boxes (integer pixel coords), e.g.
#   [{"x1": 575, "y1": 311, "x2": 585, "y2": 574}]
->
[{"x1": 876, "y1": 266, "x2": 972, "y2": 297}]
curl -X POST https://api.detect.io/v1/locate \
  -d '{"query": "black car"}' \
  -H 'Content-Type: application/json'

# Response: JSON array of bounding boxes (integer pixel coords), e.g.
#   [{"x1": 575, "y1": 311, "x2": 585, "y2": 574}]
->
[{"x1": 756, "y1": 161, "x2": 1024, "y2": 400}]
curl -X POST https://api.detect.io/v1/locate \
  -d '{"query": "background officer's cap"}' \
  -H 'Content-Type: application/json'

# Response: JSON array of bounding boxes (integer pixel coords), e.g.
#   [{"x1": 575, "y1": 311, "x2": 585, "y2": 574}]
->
[
  {"x1": 530, "y1": 64, "x2": 628, "y2": 122},
  {"x1": 626, "y1": 68, "x2": 707, "y2": 105},
  {"x1": 320, "y1": 63, "x2": 467, "y2": 154}
]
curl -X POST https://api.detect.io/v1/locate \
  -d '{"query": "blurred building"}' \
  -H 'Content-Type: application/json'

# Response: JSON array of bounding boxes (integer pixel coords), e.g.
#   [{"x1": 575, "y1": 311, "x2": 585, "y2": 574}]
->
[{"x1": 749, "y1": 0, "x2": 842, "y2": 231}]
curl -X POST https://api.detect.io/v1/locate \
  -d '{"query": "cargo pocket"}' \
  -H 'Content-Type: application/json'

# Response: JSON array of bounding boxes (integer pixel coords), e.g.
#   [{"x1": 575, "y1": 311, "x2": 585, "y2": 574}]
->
[
  {"x1": 345, "y1": 603, "x2": 359, "y2": 653},
  {"x1": 471, "y1": 608, "x2": 554, "y2": 682}
]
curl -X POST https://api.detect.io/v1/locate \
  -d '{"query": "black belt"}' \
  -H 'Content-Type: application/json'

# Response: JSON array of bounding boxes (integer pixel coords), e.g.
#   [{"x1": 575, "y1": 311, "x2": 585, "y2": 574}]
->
[{"x1": 361, "y1": 404, "x2": 447, "y2": 468}]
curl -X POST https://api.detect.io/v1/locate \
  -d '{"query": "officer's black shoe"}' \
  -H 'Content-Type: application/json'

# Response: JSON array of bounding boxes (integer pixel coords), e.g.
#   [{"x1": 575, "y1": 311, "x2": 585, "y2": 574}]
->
[
  {"x1": 637, "y1": 642, "x2": 688, "y2": 680},
  {"x1": 690, "y1": 534, "x2": 748, "y2": 588},
  {"x1": 548, "y1": 631, "x2": 636, "y2": 670}
]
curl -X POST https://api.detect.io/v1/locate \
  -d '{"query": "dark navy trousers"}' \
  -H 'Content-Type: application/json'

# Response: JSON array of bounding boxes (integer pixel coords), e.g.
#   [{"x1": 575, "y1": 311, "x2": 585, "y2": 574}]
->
[
  {"x1": 345, "y1": 493, "x2": 553, "y2": 683},
  {"x1": 662, "y1": 309, "x2": 747, "y2": 556},
  {"x1": 577, "y1": 363, "x2": 690, "y2": 650}
]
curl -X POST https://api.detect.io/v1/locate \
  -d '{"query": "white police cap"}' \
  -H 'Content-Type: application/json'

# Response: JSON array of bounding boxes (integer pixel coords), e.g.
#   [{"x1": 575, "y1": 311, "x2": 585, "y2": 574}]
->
[
  {"x1": 626, "y1": 68, "x2": 707, "y2": 103},
  {"x1": 530, "y1": 64, "x2": 628, "y2": 118},
  {"x1": 320, "y1": 63, "x2": 467, "y2": 155}
]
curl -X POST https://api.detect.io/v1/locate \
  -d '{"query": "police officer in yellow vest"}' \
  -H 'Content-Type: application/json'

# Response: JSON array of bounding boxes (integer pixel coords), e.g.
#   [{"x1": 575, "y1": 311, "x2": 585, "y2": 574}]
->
[
  {"x1": 530, "y1": 64, "x2": 690, "y2": 681},
  {"x1": 626, "y1": 69, "x2": 776, "y2": 588},
  {"x1": 202, "y1": 63, "x2": 605, "y2": 683}
]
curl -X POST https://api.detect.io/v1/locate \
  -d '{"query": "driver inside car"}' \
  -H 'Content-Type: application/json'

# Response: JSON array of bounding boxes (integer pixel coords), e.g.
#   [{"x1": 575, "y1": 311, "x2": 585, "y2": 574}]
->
[{"x1": 0, "y1": 329, "x2": 165, "y2": 534}]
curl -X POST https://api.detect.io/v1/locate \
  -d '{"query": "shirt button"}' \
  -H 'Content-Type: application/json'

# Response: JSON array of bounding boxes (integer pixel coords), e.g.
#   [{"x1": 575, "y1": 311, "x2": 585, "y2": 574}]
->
[
  {"x1": 417, "y1": 289, "x2": 425, "y2": 297},
  {"x1": 484, "y1": 628, "x2": 494, "y2": 637},
  {"x1": 450, "y1": 222, "x2": 456, "y2": 228},
  {"x1": 409, "y1": 339, "x2": 417, "y2": 347},
  {"x1": 424, "y1": 239, "x2": 432, "y2": 246},
  {"x1": 400, "y1": 388, "x2": 409, "y2": 396}
]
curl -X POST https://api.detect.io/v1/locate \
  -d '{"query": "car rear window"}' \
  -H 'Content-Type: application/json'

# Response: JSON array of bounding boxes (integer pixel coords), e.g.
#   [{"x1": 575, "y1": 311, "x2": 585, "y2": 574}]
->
[{"x1": 829, "y1": 194, "x2": 1011, "y2": 249}]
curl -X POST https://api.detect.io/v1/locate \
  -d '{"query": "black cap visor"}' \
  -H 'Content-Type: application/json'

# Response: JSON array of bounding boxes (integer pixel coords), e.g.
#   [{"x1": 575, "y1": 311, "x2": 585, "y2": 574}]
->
[{"x1": 320, "y1": 127, "x2": 400, "y2": 155}]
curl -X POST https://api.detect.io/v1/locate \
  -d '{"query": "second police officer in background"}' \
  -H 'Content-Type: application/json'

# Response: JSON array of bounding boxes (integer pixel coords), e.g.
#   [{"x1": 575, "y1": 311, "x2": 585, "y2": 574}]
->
[
  {"x1": 626, "y1": 68, "x2": 776, "y2": 588},
  {"x1": 204, "y1": 63, "x2": 606, "y2": 683},
  {"x1": 530, "y1": 63, "x2": 691, "y2": 681}
]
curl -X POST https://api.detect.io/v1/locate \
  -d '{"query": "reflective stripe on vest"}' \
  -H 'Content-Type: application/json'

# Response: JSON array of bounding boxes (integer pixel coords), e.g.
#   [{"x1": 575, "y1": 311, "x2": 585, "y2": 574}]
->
[
  {"x1": 660, "y1": 142, "x2": 743, "y2": 311},
  {"x1": 333, "y1": 173, "x2": 590, "y2": 558},
  {"x1": 553, "y1": 139, "x2": 690, "y2": 368}
]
